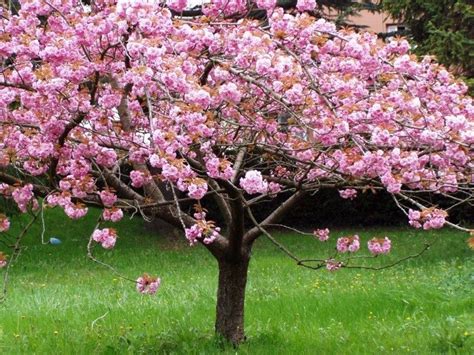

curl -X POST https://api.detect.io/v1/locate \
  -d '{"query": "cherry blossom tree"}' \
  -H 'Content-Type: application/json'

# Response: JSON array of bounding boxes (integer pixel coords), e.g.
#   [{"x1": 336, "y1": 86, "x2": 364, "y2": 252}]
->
[{"x1": 0, "y1": 0, "x2": 473, "y2": 344}]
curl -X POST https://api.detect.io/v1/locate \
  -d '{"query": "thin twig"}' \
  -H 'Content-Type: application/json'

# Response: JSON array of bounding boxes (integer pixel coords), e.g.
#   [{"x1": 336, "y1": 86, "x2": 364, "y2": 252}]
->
[{"x1": 86, "y1": 217, "x2": 136, "y2": 283}]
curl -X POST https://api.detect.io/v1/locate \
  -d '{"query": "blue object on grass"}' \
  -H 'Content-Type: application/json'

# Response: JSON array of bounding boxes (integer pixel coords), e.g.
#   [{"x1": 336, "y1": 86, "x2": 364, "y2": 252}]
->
[{"x1": 49, "y1": 237, "x2": 62, "y2": 245}]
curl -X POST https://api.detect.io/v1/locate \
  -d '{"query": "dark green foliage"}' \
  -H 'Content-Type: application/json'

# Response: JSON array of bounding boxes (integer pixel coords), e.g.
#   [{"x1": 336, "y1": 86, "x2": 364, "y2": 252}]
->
[
  {"x1": 318, "y1": 0, "x2": 381, "y2": 27},
  {"x1": 382, "y1": 0, "x2": 474, "y2": 92}
]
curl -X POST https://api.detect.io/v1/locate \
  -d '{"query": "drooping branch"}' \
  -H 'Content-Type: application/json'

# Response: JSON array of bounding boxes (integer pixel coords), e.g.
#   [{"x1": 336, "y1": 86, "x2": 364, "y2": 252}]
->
[
  {"x1": 395, "y1": 193, "x2": 473, "y2": 233},
  {"x1": 244, "y1": 190, "x2": 306, "y2": 244},
  {"x1": 296, "y1": 242, "x2": 434, "y2": 271},
  {"x1": 0, "y1": 172, "x2": 50, "y2": 196},
  {"x1": 86, "y1": 216, "x2": 137, "y2": 283},
  {"x1": 245, "y1": 203, "x2": 302, "y2": 262}
]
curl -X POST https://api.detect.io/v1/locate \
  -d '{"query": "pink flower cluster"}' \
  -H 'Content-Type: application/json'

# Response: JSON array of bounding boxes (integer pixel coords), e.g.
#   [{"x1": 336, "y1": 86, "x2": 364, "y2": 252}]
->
[
  {"x1": 219, "y1": 83, "x2": 242, "y2": 103},
  {"x1": 64, "y1": 203, "x2": 88, "y2": 219},
  {"x1": 205, "y1": 157, "x2": 234, "y2": 180},
  {"x1": 184, "y1": 210, "x2": 220, "y2": 245},
  {"x1": 408, "y1": 208, "x2": 447, "y2": 230},
  {"x1": 92, "y1": 228, "x2": 117, "y2": 249},
  {"x1": 130, "y1": 170, "x2": 152, "y2": 188},
  {"x1": 102, "y1": 208, "x2": 124, "y2": 222},
  {"x1": 187, "y1": 178, "x2": 208, "y2": 200},
  {"x1": 100, "y1": 190, "x2": 117, "y2": 207},
  {"x1": 256, "y1": 0, "x2": 277, "y2": 11},
  {"x1": 46, "y1": 192, "x2": 88, "y2": 220},
  {"x1": 185, "y1": 223, "x2": 220, "y2": 246},
  {"x1": 296, "y1": 0, "x2": 316, "y2": 11},
  {"x1": 0, "y1": 214, "x2": 10, "y2": 232},
  {"x1": 12, "y1": 184, "x2": 35, "y2": 213},
  {"x1": 326, "y1": 259, "x2": 343, "y2": 271},
  {"x1": 240, "y1": 170, "x2": 268, "y2": 195},
  {"x1": 136, "y1": 273, "x2": 161, "y2": 295},
  {"x1": 166, "y1": 0, "x2": 187, "y2": 12},
  {"x1": 339, "y1": 189, "x2": 358, "y2": 200},
  {"x1": 313, "y1": 228, "x2": 330, "y2": 241},
  {"x1": 203, "y1": 0, "x2": 247, "y2": 17},
  {"x1": 336, "y1": 235, "x2": 360, "y2": 253},
  {"x1": 368, "y1": 237, "x2": 392, "y2": 255}
]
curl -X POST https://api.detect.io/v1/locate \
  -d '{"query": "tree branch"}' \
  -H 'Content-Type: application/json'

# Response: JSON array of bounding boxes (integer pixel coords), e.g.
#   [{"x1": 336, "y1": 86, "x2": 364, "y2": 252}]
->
[{"x1": 244, "y1": 190, "x2": 306, "y2": 244}]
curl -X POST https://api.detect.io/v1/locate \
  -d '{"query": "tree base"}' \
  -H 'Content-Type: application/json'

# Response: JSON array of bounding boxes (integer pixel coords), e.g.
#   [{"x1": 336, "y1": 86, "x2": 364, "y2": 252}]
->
[{"x1": 215, "y1": 256, "x2": 250, "y2": 345}]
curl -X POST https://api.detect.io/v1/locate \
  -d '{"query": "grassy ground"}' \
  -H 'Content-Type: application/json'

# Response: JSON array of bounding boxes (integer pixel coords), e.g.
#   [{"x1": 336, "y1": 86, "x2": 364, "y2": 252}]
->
[{"x1": 0, "y1": 208, "x2": 473, "y2": 354}]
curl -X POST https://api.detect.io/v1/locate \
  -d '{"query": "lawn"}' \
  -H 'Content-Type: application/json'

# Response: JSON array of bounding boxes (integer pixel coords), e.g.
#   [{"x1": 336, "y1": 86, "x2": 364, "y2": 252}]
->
[{"x1": 0, "y1": 208, "x2": 473, "y2": 354}]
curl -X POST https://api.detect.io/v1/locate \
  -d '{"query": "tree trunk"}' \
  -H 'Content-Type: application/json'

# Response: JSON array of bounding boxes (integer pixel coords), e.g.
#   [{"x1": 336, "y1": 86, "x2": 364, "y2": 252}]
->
[{"x1": 215, "y1": 255, "x2": 250, "y2": 345}]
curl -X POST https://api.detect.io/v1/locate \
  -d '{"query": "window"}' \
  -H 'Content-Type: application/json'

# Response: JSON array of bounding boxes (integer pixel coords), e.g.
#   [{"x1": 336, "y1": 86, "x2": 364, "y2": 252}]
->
[{"x1": 385, "y1": 24, "x2": 407, "y2": 41}]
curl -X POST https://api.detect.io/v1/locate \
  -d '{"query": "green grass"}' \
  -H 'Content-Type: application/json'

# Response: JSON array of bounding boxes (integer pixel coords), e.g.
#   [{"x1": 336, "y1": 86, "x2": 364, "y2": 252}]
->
[{"x1": 0, "y1": 208, "x2": 473, "y2": 354}]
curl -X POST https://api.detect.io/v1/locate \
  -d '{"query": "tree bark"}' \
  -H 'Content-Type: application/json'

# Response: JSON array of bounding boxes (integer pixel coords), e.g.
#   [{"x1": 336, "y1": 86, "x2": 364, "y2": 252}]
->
[{"x1": 215, "y1": 254, "x2": 250, "y2": 345}]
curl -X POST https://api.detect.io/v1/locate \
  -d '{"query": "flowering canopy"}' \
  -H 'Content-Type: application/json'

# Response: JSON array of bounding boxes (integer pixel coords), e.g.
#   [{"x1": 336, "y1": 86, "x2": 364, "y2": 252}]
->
[{"x1": 0, "y1": 0, "x2": 472, "y2": 344}]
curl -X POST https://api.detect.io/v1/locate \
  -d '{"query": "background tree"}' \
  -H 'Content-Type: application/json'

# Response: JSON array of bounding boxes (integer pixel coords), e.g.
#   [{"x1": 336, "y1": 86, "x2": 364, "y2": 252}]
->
[
  {"x1": 0, "y1": 0, "x2": 473, "y2": 345},
  {"x1": 381, "y1": 0, "x2": 474, "y2": 93}
]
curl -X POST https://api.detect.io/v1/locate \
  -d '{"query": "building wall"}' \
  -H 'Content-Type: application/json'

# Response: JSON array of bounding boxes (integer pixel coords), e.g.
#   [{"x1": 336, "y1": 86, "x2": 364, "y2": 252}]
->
[
  {"x1": 346, "y1": 9, "x2": 396, "y2": 34},
  {"x1": 324, "y1": 3, "x2": 403, "y2": 36}
]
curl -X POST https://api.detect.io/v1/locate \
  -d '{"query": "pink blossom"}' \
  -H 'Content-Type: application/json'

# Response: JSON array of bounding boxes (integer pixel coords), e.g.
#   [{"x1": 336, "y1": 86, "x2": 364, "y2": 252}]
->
[
  {"x1": 268, "y1": 182, "x2": 282, "y2": 195},
  {"x1": 337, "y1": 235, "x2": 360, "y2": 253},
  {"x1": 102, "y1": 208, "x2": 124, "y2": 222},
  {"x1": 167, "y1": 0, "x2": 187, "y2": 12},
  {"x1": 203, "y1": 0, "x2": 247, "y2": 16},
  {"x1": 130, "y1": 170, "x2": 151, "y2": 188},
  {"x1": 185, "y1": 222, "x2": 220, "y2": 246},
  {"x1": 185, "y1": 224, "x2": 202, "y2": 245},
  {"x1": 0, "y1": 215, "x2": 10, "y2": 232},
  {"x1": 100, "y1": 190, "x2": 117, "y2": 207},
  {"x1": 313, "y1": 228, "x2": 330, "y2": 241},
  {"x1": 186, "y1": 89, "x2": 211, "y2": 108},
  {"x1": 285, "y1": 83, "x2": 304, "y2": 105},
  {"x1": 64, "y1": 203, "x2": 88, "y2": 219},
  {"x1": 205, "y1": 157, "x2": 234, "y2": 180},
  {"x1": 219, "y1": 83, "x2": 242, "y2": 103},
  {"x1": 12, "y1": 184, "x2": 34, "y2": 213},
  {"x1": 136, "y1": 274, "x2": 161, "y2": 295},
  {"x1": 96, "y1": 149, "x2": 117, "y2": 168},
  {"x1": 326, "y1": 259, "x2": 343, "y2": 271},
  {"x1": 240, "y1": 170, "x2": 268, "y2": 194},
  {"x1": 204, "y1": 226, "x2": 221, "y2": 245},
  {"x1": 187, "y1": 179, "x2": 208, "y2": 200},
  {"x1": 381, "y1": 172, "x2": 402, "y2": 194},
  {"x1": 255, "y1": 56, "x2": 272, "y2": 75},
  {"x1": 129, "y1": 148, "x2": 150, "y2": 164},
  {"x1": 339, "y1": 189, "x2": 358, "y2": 200},
  {"x1": 408, "y1": 209, "x2": 422, "y2": 228},
  {"x1": 161, "y1": 164, "x2": 180, "y2": 182},
  {"x1": 368, "y1": 237, "x2": 392, "y2": 255},
  {"x1": 92, "y1": 228, "x2": 117, "y2": 249},
  {"x1": 256, "y1": 0, "x2": 277, "y2": 10},
  {"x1": 98, "y1": 93, "x2": 121, "y2": 109},
  {"x1": 408, "y1": 208, "x2": 447, "y2": 230},
  {"x1": 296, "y1": 0, "x2": 316, "y2": 11},
  {"x1": 422, "y1": 209, "x2": 447, "y2": 230}
]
